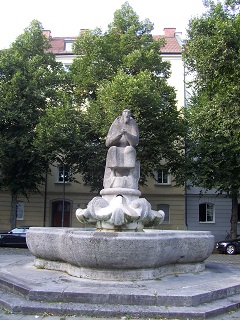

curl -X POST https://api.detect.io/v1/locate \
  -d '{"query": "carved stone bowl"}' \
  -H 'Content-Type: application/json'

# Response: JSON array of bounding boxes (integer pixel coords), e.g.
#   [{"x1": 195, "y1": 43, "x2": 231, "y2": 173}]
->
[{"x1": 27, "y1": 227, "x2": 214, "y2": 281}]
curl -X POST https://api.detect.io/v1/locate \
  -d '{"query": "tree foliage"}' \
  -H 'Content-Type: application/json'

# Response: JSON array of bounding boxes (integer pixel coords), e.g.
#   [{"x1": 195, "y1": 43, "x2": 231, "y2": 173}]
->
[
  {"x1": 35, "y1": 93, "x2": 105, "y2": 188},
  {"x1": 68, "y1": 2, "x2": 185, "y2": 190},
  {"x1": 0, "y1": 20, "x2": 65, "y2": 227},
  {"x1": 183, "y1": 0, "x2": 240, "y2": 237}
]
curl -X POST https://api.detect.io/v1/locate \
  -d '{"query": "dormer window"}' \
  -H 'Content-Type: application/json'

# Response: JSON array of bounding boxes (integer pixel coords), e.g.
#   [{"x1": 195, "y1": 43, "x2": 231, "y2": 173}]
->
[{"x1": 64, "y1": 41, "x2": 73, "y2": 52}]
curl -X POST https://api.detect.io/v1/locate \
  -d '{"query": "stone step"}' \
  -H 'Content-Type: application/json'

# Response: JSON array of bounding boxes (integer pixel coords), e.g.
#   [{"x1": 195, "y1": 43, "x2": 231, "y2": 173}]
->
[
  {"x1": 1, "y1": 288, "x2": 240, "y2": 319},
  {"x1": 1, "y1": 264, "x2": 240, "y2": 308},
  {"x1": 1, "y1": 255, "x2": 240, "y2": 319}
]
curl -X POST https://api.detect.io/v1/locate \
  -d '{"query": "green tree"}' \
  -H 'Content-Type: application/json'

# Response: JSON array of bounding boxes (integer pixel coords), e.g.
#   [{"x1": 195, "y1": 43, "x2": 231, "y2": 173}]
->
[
  {"x1": 35, "y1": 93, "x2": 105, "y2": 189},
  {"x1": 68, "y1": 2, "x2": 185, "y2": 190},
  {"x1": 183, "y1": 0, "x2": 240, "y2": 237},
  {"x1": 0, "y1": 20, "x2": 65, "y2": 228}
]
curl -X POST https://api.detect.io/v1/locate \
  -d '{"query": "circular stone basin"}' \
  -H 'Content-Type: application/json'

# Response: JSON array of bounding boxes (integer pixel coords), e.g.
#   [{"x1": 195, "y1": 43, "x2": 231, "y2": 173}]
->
[{"x1": 27, "y1": 227, "x2": 214, "y2": 281}]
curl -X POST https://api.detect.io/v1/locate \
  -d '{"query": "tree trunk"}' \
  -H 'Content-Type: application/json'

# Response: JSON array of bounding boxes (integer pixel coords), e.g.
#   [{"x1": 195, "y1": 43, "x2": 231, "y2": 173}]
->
[
  {"x1": 10, "y1": 193, "x2": 17, "y2": 229},
  {"x1": 230, "y1": 195, "x2": 238, "y2": 239}
]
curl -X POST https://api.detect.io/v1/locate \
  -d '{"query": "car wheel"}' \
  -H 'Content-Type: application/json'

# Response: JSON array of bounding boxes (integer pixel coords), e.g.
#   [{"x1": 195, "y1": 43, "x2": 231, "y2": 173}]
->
[{"x1": 226, "y1": 244, "x2": 236, "y2": 255}]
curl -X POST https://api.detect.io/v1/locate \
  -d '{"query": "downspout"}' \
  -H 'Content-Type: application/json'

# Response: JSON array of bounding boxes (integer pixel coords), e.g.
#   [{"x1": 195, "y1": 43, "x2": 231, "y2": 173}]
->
[
  {"x1": 43, "y1": 169, "x2": 48, "y2": 227},
  {"x1": 183, "y1": 56, "x2": 188, "y2": 230},
  {"x1": 185, "y1": 182, "x2": 188, "y2": 230},
  {"x1": 61, "y1": 164, "x2": 66, "y2": 227}
]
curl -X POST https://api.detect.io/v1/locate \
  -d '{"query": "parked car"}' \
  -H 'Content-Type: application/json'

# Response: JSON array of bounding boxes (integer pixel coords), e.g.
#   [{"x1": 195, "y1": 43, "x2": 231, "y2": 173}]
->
[
  {"x1": 0, "y1": 226, "x2": 30, "y2": 247},
  {"x1": 216, "y1": 238, "x2": 240, "y2": 255}
]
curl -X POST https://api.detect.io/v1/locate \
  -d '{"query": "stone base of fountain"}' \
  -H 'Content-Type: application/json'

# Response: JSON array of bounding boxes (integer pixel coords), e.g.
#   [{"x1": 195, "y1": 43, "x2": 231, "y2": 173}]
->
[{"x1": 27, "y1": 227, "x2": 214, "y2": 281}]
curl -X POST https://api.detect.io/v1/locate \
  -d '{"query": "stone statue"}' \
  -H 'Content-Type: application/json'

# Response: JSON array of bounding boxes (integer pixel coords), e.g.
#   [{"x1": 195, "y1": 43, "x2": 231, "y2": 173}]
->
[
  {"x1": 76, "y1": 110, "x2": 165, "y2": 231},
  {"x1": 106, "y1": 109, "x2": 138, "y2": 167},
  {"x1": 104, "y1": 109, "x2": 139, "y2": 189}
]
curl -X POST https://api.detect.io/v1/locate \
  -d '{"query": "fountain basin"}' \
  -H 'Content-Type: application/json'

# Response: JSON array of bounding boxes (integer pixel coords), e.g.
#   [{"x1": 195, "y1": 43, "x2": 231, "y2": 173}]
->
[{"x1": 27, "y1": 227, "x2": 214, "y2": 280}]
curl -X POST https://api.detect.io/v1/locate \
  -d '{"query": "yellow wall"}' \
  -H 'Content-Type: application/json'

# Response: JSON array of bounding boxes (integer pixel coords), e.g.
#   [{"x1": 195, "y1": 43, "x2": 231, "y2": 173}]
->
[{"x1": 0, "y1": 170, "x2": 185, "y2": 231}]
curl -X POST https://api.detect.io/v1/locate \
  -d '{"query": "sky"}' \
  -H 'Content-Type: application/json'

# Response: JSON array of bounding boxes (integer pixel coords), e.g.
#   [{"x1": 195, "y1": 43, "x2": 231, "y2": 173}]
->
[{"x1": 0, "y1": 0, "x2": 207, "y2": 49}]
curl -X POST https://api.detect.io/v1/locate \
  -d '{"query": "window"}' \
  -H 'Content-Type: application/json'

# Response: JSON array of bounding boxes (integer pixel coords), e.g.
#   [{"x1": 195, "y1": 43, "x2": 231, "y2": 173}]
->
[
  {"x1": 64, "y1": 41, "x2": 73, "y2": 52},
  {"x1": 199, "y1": 203, "x2": 215, "y2": 223},
  {"x1": 155, "y1": 169, "x2": 171, "y2": 184},
  {"x1": 63, "y1": 64, "x2": 70, "y2": 72},
  {"x1": 57, "y1": 165, "x2": 70, "y2": 183},
  {"x1": 157, "y1": 204, "x2": 170, "y2": 224},
  {"x1": 11, "y1": 227, "x2": 26, "y2": 233},
  {"x1": 16, "y1": 201, "x2": 24, "y2": 220}
]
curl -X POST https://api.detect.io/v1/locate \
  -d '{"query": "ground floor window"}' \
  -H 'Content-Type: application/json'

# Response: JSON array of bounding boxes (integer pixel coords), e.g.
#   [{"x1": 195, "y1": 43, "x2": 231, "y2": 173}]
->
[
  {"x1": 199, "y1": 203, "x2": 215, "y2": 223},
  {"x1": 16, "y1": 201, "x2": 24, "y2": 220},
  {"x1": 157, "y1": 204, "x2": 170, "y2": 224}
]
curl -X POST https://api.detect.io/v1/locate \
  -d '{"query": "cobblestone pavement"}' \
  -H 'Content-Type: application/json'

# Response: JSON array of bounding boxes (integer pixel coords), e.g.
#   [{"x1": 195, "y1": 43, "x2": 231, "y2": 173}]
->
[
  {"x1": 0, "y1": 247, "x2": 32, "y2": 255},
  {"x1": 206, "y1": 252, "x2": 240, "y2": 264},
  {"x1": 0, "y1": 247, "x2": 240, "y2": 320}
]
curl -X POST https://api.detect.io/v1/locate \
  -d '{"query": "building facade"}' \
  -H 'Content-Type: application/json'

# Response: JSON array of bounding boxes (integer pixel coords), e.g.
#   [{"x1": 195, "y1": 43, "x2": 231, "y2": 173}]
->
[
  {"x1": 186, "y1": 186, "x2": 240, "y2": 242},
  {"x1": 0, "y1": 28, "x2": 186, "y2": 232}
]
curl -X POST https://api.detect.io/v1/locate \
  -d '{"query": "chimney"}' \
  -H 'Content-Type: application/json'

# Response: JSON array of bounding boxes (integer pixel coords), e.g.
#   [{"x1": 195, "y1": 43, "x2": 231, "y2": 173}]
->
[
  {"x1": 43, "y1": 30, "x2": 51, "y2": 39},
  {"x1": 163, "y1": 28, "x2": 176, "y2": 37}
]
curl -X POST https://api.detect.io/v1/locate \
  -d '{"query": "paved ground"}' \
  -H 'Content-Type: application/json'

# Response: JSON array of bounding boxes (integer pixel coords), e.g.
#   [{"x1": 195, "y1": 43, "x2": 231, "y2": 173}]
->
[
  {"x1": 1, "y1": 304, "x2": 240, "y2": 319},
  {"x1": 0, "y1": 247, "x2": 240, "y2": 320}
]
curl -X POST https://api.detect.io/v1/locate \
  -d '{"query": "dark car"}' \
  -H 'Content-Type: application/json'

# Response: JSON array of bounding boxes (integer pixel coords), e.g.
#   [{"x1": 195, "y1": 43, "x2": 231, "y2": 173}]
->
[
  {"x1": 0, "y1": 226, "x2": 30, "y2": 247},
  {"x1": 216, "y1": 238, "x2": 240, "y2": 255}
]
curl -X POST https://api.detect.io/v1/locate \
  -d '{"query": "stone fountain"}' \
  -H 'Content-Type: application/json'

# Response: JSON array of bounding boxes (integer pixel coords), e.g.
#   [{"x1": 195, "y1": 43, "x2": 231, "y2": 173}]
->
[{"x1": 27, "y1": 110, "x2": 214, "y2": 281}]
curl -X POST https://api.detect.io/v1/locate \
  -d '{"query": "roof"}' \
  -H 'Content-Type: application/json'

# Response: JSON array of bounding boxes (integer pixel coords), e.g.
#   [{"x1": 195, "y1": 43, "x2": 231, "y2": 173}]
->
[
  {"x1": 153, "y1": 35, "x2": 182, "y2": 54},
  {"x1": 46, "y1": 28, "x2": 182, "y2": 55},
  {"x1": 47, "y1": 37, "x2": 77, "y2": 54}
]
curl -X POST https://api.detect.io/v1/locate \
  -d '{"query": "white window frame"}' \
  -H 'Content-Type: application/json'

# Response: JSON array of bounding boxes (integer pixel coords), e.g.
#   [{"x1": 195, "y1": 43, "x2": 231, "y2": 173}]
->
[
  {"x1": 199, "y1": 203, "x2": 215, "y2": 223},
  {"x1": 155, "y1": 169, "x2": 171, "y2": 185},
  {"x1": 63, "y1": 64, "x2": 70, "y2": 72},
  {"x1": 56, "y1": 165, "x2": 70, "y2": 184},
  {"x1": 64, "y1": 40, "x2": 73, "y2": 52}
]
